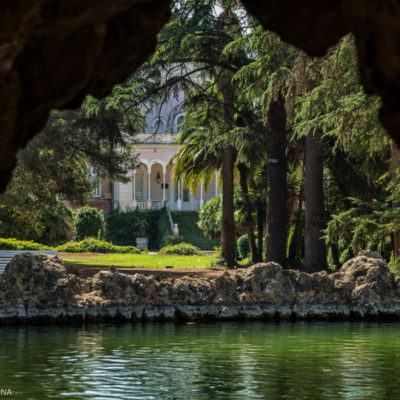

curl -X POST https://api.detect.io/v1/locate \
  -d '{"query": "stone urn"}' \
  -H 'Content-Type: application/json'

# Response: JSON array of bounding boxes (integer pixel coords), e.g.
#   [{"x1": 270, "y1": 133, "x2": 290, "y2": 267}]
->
[{"x1": 136, "y1": 237, "x2": 149, "y2": 250}]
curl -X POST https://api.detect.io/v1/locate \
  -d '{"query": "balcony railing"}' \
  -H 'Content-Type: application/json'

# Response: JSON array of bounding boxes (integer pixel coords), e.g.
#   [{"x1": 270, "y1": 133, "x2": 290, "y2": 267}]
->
[
  {"x1": 117, "y1": 200, "x2": 201, "y2": 211},
  {"x1": 136, "y1": 200, "x2": 164, "y2": 210},
  {"x1": 137, "y1": 201, "x2": 148, "y2": 210}
]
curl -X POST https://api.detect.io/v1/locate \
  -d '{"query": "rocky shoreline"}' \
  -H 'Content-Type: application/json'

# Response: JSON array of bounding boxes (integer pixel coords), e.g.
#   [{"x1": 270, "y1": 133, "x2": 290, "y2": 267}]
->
[{"x1": 1, "y1": 251, "x2": 400, "y2": 324}]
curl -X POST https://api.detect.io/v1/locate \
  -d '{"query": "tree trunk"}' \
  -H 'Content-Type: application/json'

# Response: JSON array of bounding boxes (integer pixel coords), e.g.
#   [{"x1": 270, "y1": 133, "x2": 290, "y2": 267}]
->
[
  {"x1": 238, "y1": 163, "x2": 257, "y2": 262},
  {"x1": 330, "y1": 241, "x2": 340, "y2": 268},
  {"x1": 257, "y1": 207, "x2": 264, "y2": 262},
  {"x1": 221, "y1": 145, "x2": 236, "y2": 267},
  {"x1": 214, "y1": 70, "x2": 236, "y2": 268},
  {"x1": 391, "y1": 141, "x2": 400, "y2": 260},
  {"x1": 265, "y1": 97, "x2": 287, "y2": 268},
  {"x1": 304, "y1": 130, "x2": 327, "y2": 272},
  {"x1": 288, "y1": 194, "x2": 303, "y2": 267}
]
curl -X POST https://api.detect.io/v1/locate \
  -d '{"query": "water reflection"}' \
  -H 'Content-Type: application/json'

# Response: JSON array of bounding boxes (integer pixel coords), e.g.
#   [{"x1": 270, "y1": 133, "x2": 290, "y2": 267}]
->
[{"x1": 0, "y1": 322, "x2": 400, "y2": 399}]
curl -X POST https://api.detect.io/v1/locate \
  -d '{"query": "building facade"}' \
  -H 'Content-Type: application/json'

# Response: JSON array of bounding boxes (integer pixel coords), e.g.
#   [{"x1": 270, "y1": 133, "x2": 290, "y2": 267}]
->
[
  {"x1": 68, "y1": 179, "x2": 114, "y2": 215},
  {"x1": 85, "y1": 93, "x2": 219, "y2": 214}
]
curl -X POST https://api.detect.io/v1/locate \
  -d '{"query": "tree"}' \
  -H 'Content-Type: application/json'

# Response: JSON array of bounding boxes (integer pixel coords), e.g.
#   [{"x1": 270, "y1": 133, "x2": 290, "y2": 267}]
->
[
  {"x1": 390, "y1": 141, "x2": 400, "y2": 260},
  {"x1": 232, "y1": 27, "x2": 302, "y2": 267},
  {"x1": 304, "y1": 130, "x2": 327, "y2": 272},
  {"x1": 129, "y1": 0, "x2": 258, "y2": 267},
  {"x1": 0, "y1": 89, "x2": 140, "y2": 243},
  {"x1": 265, "y1": 96, "x2": 288, "y2": 267},
  {"x1": 296, "y1": 35, "x2": 391, "y2": 265}
]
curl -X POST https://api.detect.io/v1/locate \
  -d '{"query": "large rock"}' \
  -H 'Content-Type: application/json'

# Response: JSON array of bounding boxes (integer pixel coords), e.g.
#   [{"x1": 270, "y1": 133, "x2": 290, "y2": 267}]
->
[
  {"x1": 339, "y1": 251, "x2": 400, "y2": 301},
  {"x1": 91, "y1": 266, "x2": 136, "y2": 301},
  {"x1": 2, "y1": 253, "x2": 82, "y2": 305},
  {"x1": 0, "y1": 253, "x2": 83, "y2": 320}
]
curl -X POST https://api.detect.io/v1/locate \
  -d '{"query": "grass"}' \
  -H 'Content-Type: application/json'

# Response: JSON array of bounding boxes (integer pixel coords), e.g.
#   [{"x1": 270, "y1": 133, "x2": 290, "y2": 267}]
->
[{"x1": 59, "y1": 252, "x2": 217, "y2": 269}]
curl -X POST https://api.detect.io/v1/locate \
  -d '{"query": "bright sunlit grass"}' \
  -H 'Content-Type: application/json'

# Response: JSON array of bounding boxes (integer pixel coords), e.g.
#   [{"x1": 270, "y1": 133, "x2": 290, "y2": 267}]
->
[{"x1": 59, "y1": 252, "x2": 217, "y2": 269}]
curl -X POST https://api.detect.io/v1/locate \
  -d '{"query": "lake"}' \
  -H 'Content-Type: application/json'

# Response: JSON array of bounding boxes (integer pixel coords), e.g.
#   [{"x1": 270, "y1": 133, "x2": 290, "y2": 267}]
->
[{"x1": 0, "y1": 322, "x2": 399, "y2": 399}]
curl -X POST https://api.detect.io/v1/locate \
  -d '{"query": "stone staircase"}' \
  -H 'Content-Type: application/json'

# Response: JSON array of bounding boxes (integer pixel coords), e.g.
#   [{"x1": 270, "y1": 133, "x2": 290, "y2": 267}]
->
[{"x1": 170, "y1": 211, "x2": 220, "y2": 251}]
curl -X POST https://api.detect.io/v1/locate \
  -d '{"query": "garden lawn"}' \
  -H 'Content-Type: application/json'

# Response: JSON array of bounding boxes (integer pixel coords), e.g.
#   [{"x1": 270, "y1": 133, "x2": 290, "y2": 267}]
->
[{"x1": 59, "y1": 252, "x2": 216, "y2": 269}]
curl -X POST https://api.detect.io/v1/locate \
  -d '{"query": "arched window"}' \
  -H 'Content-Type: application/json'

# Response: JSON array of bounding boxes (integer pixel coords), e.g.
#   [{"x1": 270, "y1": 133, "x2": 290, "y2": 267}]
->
[
  {"x1": 87, "y1": 166, "x2": 101, "y2": 197},
  {"x1": 135, "y1": 165, "x2": 145, "y2": 201},
  {"x1": 174, "y1": 113, "x2": 184, "y2": 133},
  {"x1": 152, "y1": 117, "x2": 166, "y2": 133}
]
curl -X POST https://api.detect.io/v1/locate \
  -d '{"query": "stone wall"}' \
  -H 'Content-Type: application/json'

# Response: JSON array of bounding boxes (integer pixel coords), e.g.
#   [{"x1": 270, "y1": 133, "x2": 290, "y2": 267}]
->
[{"x1": 1, "y1": 251, "x2": 400, "y2": 324}]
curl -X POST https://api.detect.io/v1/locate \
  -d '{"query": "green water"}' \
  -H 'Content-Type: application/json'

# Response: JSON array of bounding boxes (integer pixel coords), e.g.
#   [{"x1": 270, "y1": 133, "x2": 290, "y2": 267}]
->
[{"x1": 1, "y1": 322, "x2": 400, "y2": 399}]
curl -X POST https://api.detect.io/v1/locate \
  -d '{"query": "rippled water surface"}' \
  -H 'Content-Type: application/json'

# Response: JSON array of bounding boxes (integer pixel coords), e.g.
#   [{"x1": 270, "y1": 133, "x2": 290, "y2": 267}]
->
[{"x1": 1, "y1": 322, "x2": 400, "y2": 399}]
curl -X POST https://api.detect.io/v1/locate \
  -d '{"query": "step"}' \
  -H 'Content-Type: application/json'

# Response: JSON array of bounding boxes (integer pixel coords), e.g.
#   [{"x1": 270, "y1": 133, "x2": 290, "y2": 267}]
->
[{"x1": 170, "y1": 212, "x2": 220, "y2": 250}]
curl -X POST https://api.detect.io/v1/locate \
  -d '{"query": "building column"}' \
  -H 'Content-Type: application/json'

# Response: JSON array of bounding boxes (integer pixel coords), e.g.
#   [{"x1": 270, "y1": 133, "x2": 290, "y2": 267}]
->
[
  {"x1": 113, "y1": 182, "x2": 119, "y2": 209},
  {"x1": 177, "y1": 179, "x2": 182, "y2": 210},
  {"x1": 132, "y1": 170, "x2": 137, "y2": 208},
  {"x1": 162, "y1": 166, "x2": 166, "y2": 203},
  {"x1": 147, "y1": 164, "x2": 152, "y2": 209},
  {"x1": 199, "y1": 179, "x2": 204, "y2": 207}
]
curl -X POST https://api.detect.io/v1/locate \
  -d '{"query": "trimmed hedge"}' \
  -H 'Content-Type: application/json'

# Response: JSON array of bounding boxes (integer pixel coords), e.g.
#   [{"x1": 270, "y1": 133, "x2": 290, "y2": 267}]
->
[
  {"x1": 106, "y1": 208, "x2": 171, "y2": 250},
  {"x1": 158, "y1": 243, "x2": 203, "y2": 256},
  {"x1": 56, "y1": 238, "x2": 141, "y2": 254},
  {"x1": 0, "y1": 237, "x2": 140, "y2": 254},
  {"x1": 0, "y1": 238, "x2": 51, "y2": 250}
]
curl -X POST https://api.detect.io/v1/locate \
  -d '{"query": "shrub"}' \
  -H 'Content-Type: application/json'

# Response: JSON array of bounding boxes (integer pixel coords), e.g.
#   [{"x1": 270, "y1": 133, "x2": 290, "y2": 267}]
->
[
  {"x1": 38, "y1": 202, "x2": 74, "y2": 245},
  {"x1": 74, "y1": 207, "x2": 104, "y2": 241},
  {"x1": 0, "y1": 238, "x2": 51, "y2": 250},
  {"x1": 56, "y1": 238, "x2": 140, "y2": 253},
  {"x1": 158, "y1": 243, "x2": 203, "y2": 256},
  {"x1": 198, "y1": 195, "x2": 222, "y2": 240},
  {"x1": 237, "y1": 234, "x2": 250, "y2": 259},
  {"x1": 165, "y1": 235, "x2": 184, "y2": 245}
]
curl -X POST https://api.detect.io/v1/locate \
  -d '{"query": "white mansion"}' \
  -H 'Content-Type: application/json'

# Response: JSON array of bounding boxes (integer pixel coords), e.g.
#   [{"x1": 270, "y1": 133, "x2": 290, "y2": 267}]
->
[{"x1": 86, "y1": 93, "x2": 219, "y2": 215}]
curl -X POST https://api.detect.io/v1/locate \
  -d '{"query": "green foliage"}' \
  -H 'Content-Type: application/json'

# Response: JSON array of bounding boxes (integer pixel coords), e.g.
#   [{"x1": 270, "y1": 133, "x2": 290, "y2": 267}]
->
[
  {"x1": 38, "y1": 202, "x2": 74, "y2": 245},
  {"x1": 0, "y1": 82, "x2": 140, "y2": 244},
  {"x1": 73, "y1": 207, "x2": 104, "y2": 241},
  {"x1": 237, "y1": 234, "x2": 250, "y2": 259},
  {"x1": 198, "y1": 195, "x2": 222, "y2": 240},
  {"x1": 165, "y1": 235, "x2": 184, "y2": 245},
  {"x1": 0, "y1": 162, "x2": 75, "y2": 244},
  {"x1": 56, "y1": 238, "x2": 140, "y2": 254},
  {"x1": 324, "y1": 197, "x2": 399, "y2": 260},
  {"x1": 339, "y1": 246, "x2": 352, "y2": 265},
  {"x1": 0, "y1": 238, "x2": 51, "y2": 250},
  {"x1": 389, "y1": 258, "x2": 400, "y2": 275},
  {"x1": 106, "y1": 208, "x2": 146, "y2": 245},
  {"x1": 158, "y1": 243, "x2": 203, "y2": 256}
]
